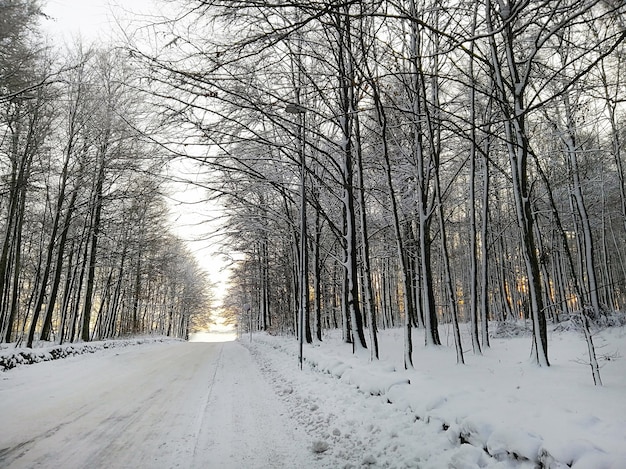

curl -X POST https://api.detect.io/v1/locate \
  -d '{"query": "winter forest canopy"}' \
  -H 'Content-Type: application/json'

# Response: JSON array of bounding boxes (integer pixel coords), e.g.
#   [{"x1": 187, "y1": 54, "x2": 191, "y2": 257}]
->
[
  {"x1": 1, "y1": 0, "x2": 626, "y2": 379},
  {"x1": 0, "y1": 0, "x2": 213, "y2": 346}
]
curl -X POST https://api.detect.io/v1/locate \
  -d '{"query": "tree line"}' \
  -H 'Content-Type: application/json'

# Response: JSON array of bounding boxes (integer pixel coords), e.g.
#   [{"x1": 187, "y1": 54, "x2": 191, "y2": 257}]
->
[
  {"x1": 135, "y1": 0, "x2": 625, "y2": 373},
  {"x1": 0, "y1": 0, "x2": 212, "y2": 347}
]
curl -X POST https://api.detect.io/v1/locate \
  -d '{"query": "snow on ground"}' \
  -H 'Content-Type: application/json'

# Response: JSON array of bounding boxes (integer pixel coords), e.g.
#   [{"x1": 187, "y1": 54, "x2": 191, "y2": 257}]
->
[
  {"x1": 243, "y1": 323, "x2": 626, "y2": 469},
  {"x1": 1, "y1": 323, "x2": 625, "y2": 468},
  {"x1": 0, "y1": 340, "x2": 321, "y2": 468}
]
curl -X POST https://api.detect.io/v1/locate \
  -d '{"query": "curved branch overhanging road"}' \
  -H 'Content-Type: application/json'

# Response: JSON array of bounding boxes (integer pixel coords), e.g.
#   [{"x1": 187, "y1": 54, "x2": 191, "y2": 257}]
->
[{"x1": 0, "y1": 341, "x2": 318, "y2": 468}]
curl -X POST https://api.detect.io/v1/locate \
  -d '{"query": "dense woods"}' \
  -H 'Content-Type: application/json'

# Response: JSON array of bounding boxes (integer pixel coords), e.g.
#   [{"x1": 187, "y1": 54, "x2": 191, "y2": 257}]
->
[
  {"x1": 133, "y1": 0, "x2": 626, "y2": 373},
  {"x1": 2, "y1": 0, "x2": 625, "y2": 380},
  {"x1": 0, "y1": 0, "x2": 211, "y2": 345}
]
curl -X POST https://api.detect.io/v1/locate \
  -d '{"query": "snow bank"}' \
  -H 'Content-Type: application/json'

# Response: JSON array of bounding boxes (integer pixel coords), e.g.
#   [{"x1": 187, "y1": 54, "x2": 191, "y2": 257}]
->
[
  {"x1": 247, "y1": 324, "x2": 626, "y2": 468},
  {"x1": 0, "y1": 336, "x2": 180, "y2": 372}
]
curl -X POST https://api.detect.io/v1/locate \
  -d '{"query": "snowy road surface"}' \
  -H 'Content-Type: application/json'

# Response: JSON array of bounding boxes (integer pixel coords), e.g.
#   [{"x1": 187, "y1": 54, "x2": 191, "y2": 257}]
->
[{"x1": 0, "y1": 341, "x2": 318, "y2": 469}]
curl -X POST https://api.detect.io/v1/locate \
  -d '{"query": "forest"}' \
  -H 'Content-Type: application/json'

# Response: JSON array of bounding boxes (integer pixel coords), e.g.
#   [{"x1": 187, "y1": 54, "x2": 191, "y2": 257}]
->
[
  {"x1": 1, "y1": 0, "x2": 625, "y2": 375},
  {"x1": 0, "y1": 0, "x2": 212, "y2": 346}
]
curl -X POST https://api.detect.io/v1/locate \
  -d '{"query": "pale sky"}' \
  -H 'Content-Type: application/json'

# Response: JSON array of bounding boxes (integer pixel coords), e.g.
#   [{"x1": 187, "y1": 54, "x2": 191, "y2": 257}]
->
[{"x1": 42, "y1": 0, "x2": 157, "y2": 43}]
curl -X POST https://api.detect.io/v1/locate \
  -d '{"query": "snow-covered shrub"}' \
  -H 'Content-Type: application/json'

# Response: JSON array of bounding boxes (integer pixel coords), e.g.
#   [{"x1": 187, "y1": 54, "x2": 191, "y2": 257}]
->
[
  {"x1": 0, "y1": 336, "x2": 178, "y2": 371},
  {"x1": 490, "y1": 320, "x2": 533, "y2": 338},
  {"x1": 553, "y1": 310, "x2": 626, "y2": 332}
]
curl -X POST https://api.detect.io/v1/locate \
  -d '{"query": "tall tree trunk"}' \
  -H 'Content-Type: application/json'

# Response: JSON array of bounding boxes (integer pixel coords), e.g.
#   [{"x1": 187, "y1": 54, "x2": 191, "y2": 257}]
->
[
  {"x1": 336, "y1": 4, "x2": 367, "y2": 351},
  {"x1": 486, "y1": 0, "x2": 548, "y2": 366},
  {"x1": 407, "y1": 0, "x2": 440, "y2": 347},
  {"x1": 468, "y1": 6, "x2": 482, "y2": 354},
  {"x1": 371, "y1": 85, "x2": 414, "y2": 367},
  {"x1": 535, "y1": 160, "x2": 603, "y2": 385},
  {"x1": 562, "y1": 92, "x2": 602, "y2": 315},
  {"x1": 81, "y1": 155, "x2": 106, "y2": 342},
  {"x1": 354, "y1": 106, "x2": 379, "y2": 360},
  {"x1": 1, "y1": 106, "x2": 32, "y2": 343},
  {"x1": 434, "y1": 170, "x2": 464, "y2": 364},
  {"x1": 313, "y1": 191, "x2": 323, "y2": 341},
  {"x1": 479, "y1": 110, "x2": 492, "y2": 348}
]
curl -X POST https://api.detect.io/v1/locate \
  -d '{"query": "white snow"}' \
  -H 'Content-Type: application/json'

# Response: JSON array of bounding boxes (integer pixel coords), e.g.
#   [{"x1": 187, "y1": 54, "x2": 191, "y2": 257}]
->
[
  {"x1": 242, "y1": 324, "x2": 626, "y2": 468},
  {"x1": 1, "y1": 323, "x2": 625, "y2": 468},
  {"x1": 0, "y1": 339, "x2": 319, "y2": 468}
]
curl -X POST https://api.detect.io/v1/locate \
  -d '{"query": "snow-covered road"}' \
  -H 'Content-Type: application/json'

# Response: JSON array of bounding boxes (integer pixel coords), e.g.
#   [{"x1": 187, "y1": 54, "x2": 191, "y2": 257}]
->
[{"x1": 0, "y1": 341, "x2": 318, "y2": 469}]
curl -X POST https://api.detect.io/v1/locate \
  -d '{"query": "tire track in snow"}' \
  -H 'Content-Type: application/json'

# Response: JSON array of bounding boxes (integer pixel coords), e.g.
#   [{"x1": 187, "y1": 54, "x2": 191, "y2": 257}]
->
[{"x1": 191, "y1": 341, "x2": 223, "y2": 464}]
